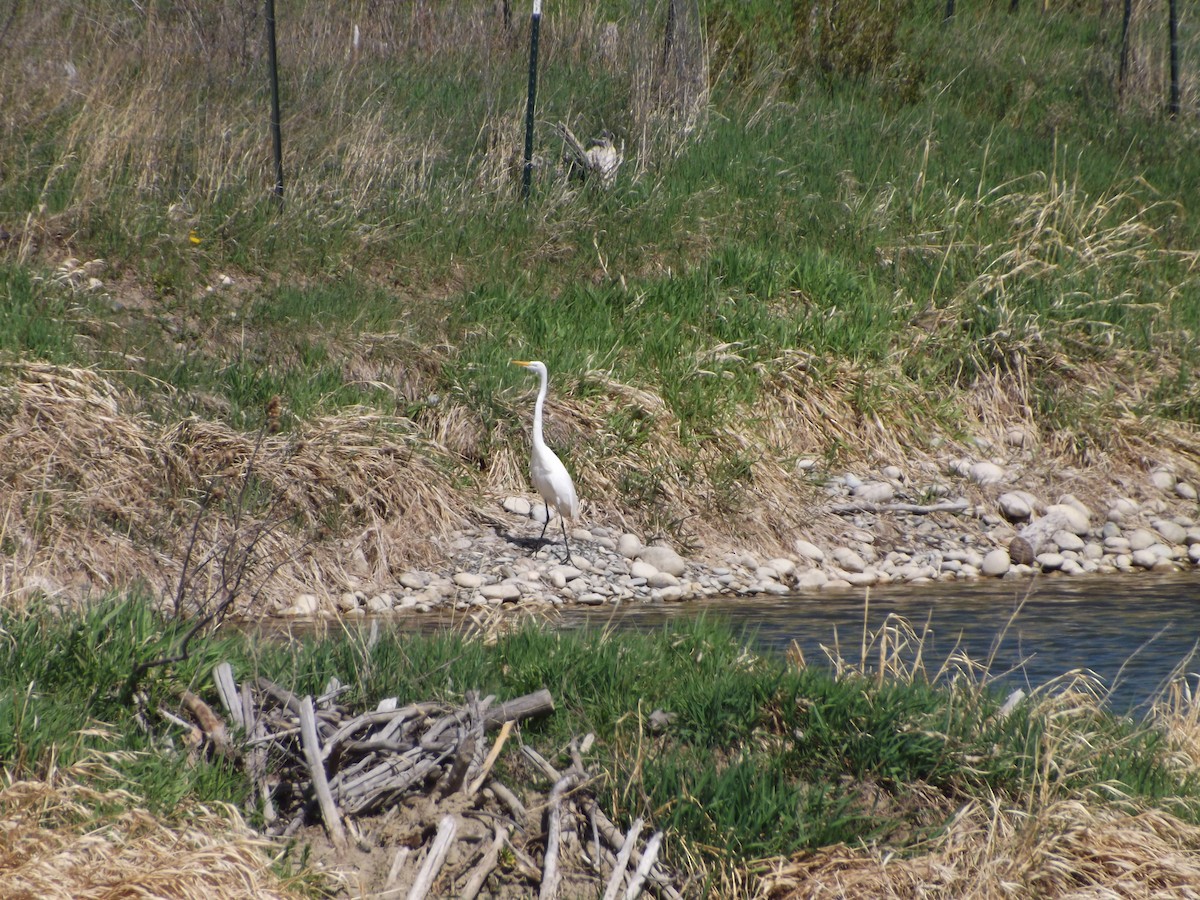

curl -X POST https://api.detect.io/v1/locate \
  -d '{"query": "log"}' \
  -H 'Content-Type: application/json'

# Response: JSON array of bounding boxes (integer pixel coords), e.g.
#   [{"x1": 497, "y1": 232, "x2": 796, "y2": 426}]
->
[
  {"x1": 422, "y1": 689, "x2": 552, "y2": 752},
  {"x1": 487, "y1": 688, "x2": 554, "y2": 729},
  {"x1": 299, "y1": 695, "x2": 347, "y2": 850}
]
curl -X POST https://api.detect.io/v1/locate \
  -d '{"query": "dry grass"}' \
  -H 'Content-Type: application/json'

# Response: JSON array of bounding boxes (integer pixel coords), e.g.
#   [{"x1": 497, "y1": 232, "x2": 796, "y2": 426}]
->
[
  {"x1": 0, "y1": 755, "x2": 309, "y2": 899},
  {"x1": 2, "y1": 0, "x2": 707, "y2": 234},
  {"x1": 0, "y1": 360, "x2": 467, "y2": 612},
  {"x1": 1152, "y1": 672, "x2": 1200, "y2": 775},
  {"x1": 758, "y1": 613, "x2": 1200, "y2": 900},
  {"x1": 761, "y1": 798, "x2": 1200, "y2": 899}
]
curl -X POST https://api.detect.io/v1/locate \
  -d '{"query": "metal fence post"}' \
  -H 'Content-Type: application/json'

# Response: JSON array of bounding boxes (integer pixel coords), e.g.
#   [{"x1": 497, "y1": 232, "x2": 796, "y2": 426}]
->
[
  {"x1": 265, "y1": 0, "x2": 285, "y2": 207},
  {"x1": 522, "y1": 0, "x2": 542, "y2": 201}
]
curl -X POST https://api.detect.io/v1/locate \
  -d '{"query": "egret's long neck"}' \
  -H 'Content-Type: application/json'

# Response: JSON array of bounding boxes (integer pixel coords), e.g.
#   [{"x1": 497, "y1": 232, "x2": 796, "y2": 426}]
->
[{"x1": 532, "y1": 367, "x2": 548, "y2": 448}]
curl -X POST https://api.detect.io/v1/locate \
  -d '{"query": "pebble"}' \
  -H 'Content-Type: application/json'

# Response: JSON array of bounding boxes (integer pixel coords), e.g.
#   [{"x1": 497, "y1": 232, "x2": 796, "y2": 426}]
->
[
  {"x1": 453, "y1": 572, "x2": 485, "y2": 589},
  {"x1": 481, "y1": 583, "x2": 521, "y2": 602},
  {"x1": 831, "y1": 547, "x2": 866, "y2": 573},
  {"x1": 1107, "y1": 498, "x2": 1139, "y2": 523},
  {"x1": 401, "y1": 571, "x2": 433, "y2": 590},
  {"x1": 998, "y1": 492, "x2": 1034, "y2": 521},
  {"x1": 287, "y1": 593, "x2": 321, "y2": 616},
  {"x1": 1127, "y1": 529, "x2": 1157, "y2": 552},
  {"x1": 793, "y1": 538, "x2": 826, "y2": 562},
  {"x1": 766, "y1": 557, "x2": 796, "y2": 578},
  {"x1": 853, "y1": 481, "x2": 895, "y2": 503},
  {"x1": 1045, "y1": 503, "x2": 1090, "y2": 536},
  {"x1": 981, "y1": 549, "x2": 1011, "y2": 576},
  {"x1": 637, "y1": 545, "x2": 687, "y2": 576},
  {"x1": 795, "y1": 570, "x2": 829, "y2": 589},
  {"x1": 1151, "y1": 470, "x2": 1177, "y2": 492},
  {"x1": 647, "y1": 571, "x2": 679, "y2": 588},
  {"x1": 1052, "y1": 530, "x2": 1085, "y2": 552},
  {"x1": 1037, "y1": 552, "x2": 1065, "y2": 571},
  {"x1": 629, "y1": 560, "x2": 659, "y2": 580},
  {"x1": 1131, "y1": 549, "x2": 1159, "y2": 569},
  {"x1": 366, "y1": 595, "x2": 393, "y2": 613},
  {"x1": 617, "y1": 533, "x2": 643, "y2": 558},
  {"x1": 1154, "y1": 519, "x2": 1188, "y2": 545},
  {"x1": 969, "y1": 461, "x2": 1006, "y2": 485}
]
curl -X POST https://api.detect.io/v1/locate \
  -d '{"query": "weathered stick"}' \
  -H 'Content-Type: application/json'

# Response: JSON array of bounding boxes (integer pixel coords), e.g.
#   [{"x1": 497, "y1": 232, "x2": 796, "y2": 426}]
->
[
  {"x1": 344, "y1": 757, "x2": 446, "y2": 816},
  {"x1": 385, "y1": 846, "x2": 410, "y2": 892},
  {"x1": 256, "y1": 677, "x2": 306, "y2": 716},
  {"x1": 540, "y1": 771, "x2": 585, "y2": 900},
  {"x1": 522, "y1": 744, "x2": 564, "y2": 781},
  {"x1": 439, "y1": 692, "x2": 486, "y2": 797},
  {"x1": 488, "y1": 780, "x2": 528, "y2": 827},
  {"x1": 459, "y1": 825, "x2": 510, "y2": 900},
  {"x1": 213, "y1": 662, "x2": 244, "y2": 729},
  {"x1": 581, "y1": 799, "x2": 681, "y2": 900},
  {"x1": 624, "y1": 831, "x2": 663, "y2": 900},
  {"x1": 467, "y1": 719, "x2": 514, "y2": 797},
  {"x1": 407, "y1": 815, "x2": 457, "y2": 900},
  {"x1": 321, "y1": 703, "x2": 440, "y2": 759},
  {"x1": 601, "y1": 816, "x2": 643, "y2": 900},
  {"x1": 299, "y1": 695, "x2": 346, "y2": 850},
  {"x1": 243, "y1": 681, "x2": 276, "y2": 824}
]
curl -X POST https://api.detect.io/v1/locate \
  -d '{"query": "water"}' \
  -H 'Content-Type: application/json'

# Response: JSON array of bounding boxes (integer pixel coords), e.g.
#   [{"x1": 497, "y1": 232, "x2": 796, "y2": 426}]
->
[{"x1": 555, "y1": 573, "x2": 1200, "y2": 714}]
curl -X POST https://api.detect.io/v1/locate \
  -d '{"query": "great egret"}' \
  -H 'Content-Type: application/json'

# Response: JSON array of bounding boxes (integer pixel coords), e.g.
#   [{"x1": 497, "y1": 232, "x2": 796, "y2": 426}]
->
[{"x1": 511, "y1": 360, "x2": 579, "y2": 562}]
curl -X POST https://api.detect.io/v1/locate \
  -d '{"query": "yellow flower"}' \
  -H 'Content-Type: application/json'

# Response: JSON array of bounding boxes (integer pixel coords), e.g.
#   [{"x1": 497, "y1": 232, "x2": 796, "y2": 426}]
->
[{"x1": 188, "y1": 230, "x2": 202, "y2": 245}]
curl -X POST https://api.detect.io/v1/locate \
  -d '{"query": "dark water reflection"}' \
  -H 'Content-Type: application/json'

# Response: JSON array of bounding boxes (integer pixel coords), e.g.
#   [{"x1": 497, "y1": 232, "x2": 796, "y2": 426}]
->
[
  {"x1": 265, "y1": 574, "x2": 1200, "y2": 715},
  {"x1": 553, "y1": 573, "x2": 1200, "y2": 714}
]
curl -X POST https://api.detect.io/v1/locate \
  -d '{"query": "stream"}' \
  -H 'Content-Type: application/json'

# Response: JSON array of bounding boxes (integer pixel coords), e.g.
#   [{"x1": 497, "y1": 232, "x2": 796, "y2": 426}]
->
[{"x1": 555, "y1": 573, "x2": 1200, "y2": 714}]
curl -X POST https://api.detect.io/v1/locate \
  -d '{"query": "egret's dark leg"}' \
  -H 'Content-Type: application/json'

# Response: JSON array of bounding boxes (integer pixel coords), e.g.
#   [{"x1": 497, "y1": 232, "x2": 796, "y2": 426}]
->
[
  {"x1": 537, "y1": 502, "x2": 552, "y2": 551},
  {"x1": 559, "y1": 516, "x2": 572, "y2": 563}
]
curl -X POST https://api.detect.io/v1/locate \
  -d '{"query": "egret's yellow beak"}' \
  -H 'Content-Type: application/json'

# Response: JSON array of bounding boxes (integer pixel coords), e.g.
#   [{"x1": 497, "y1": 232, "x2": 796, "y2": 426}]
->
[{"x1": 511, "y1": 360, "x2": 532, "y2": 367}]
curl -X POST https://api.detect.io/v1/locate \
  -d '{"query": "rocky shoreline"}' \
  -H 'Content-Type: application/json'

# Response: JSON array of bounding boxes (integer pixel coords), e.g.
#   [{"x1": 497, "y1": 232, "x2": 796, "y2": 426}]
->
[{"x1": 277, "y1": 452, "x2": 1200, "y2": 619}]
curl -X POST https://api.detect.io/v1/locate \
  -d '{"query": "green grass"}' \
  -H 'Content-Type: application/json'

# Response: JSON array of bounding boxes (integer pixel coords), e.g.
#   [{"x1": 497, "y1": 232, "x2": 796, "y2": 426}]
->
[
  {"x1": 0, "y1": 264, "x2": 84, "y2": 362},
  {"x1": 0, "y1": 596, "x2": 248, "y2": 811},
  {"x1": 2, "y1": 0, "x2": 1196, "y2": 467},
  {"x1": 5, "y1": 597, "x2": 1197, "y2": 872}
]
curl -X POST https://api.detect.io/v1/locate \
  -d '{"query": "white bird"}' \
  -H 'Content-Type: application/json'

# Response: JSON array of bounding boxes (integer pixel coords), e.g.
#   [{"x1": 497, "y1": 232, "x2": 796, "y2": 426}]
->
[{"x1": 511, "y1": 360, "x2": 579, "y2": 562}]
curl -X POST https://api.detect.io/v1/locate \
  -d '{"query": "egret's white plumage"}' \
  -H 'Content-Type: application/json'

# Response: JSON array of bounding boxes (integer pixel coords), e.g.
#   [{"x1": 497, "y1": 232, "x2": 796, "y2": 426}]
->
[{"x1": 512, "y1": 360, "x2": 578, "y2": 560}]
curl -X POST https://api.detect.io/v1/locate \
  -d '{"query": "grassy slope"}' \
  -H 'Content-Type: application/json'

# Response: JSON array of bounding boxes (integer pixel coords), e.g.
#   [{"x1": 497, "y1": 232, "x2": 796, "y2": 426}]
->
[{"x1": 0, "y1": 0, "x2": 1198, "y2": 574}]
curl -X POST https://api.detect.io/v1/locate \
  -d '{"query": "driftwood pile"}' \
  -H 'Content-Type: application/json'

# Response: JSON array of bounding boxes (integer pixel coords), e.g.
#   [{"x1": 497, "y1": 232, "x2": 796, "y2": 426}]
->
[{"x1": 183, "y1": 662, "x2": 682, "y2": 899}]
